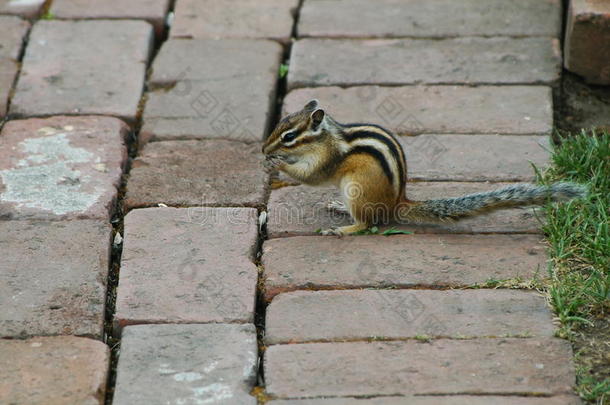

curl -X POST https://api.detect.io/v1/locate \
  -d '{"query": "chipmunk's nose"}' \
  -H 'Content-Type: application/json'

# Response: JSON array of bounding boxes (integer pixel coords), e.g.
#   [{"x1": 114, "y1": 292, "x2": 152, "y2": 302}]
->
[{"x1": 262, "y1": 142, "x2": 273, "y2": 155}]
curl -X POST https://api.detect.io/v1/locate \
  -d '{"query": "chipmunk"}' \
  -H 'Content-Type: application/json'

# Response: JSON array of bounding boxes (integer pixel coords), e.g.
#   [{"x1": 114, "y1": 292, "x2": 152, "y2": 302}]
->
[{"x1": 262, "y1": 100, "x2": 586, "y2": 236}]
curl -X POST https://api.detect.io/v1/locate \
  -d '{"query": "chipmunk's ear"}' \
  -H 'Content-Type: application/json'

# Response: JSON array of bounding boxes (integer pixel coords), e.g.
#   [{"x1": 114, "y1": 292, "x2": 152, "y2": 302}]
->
[
  {"x1": 303, "y1": 99, "x2": 319, "y2": 112},
  {"x1": 310, "y1": 108, "x2": 325, "y2": 130}
]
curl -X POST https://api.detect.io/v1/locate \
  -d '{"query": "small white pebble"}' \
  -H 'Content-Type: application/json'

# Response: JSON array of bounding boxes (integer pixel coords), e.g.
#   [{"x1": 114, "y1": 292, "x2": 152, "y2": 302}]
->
[
  {"x1": 31, "y1": 342, "x2": 42, "y2": 347},
  {"x1": 524, "y1": 116, "x2": 531, "y2": 121},
  {"x1": 158, "y1": 203, "x2": 168, "y2": 208},
  {"x1": 166, "y1": 11, "x2": 174, "y2": 27},
  {"x1": 535, "y1": 363, "x2": 544, "y2": 369},
  {"x1": 258, "y1": 211, "x2": 267, "y2": 232},
  {"x1": 113, "y1": 233, "x2": 123, "y2": 247}
]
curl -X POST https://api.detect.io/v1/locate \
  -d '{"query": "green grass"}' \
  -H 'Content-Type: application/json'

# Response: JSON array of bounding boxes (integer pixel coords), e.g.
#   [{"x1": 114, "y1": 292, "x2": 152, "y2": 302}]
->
[
  {"x1": 278, "y1": 63, "x2": 289, "y2": 79},
  {"x1": 40, "y1": 11, "x2": 55, "y2": 20},
  {"x1": 541, "y1": 130, "x2": 610, "y2": 404}
]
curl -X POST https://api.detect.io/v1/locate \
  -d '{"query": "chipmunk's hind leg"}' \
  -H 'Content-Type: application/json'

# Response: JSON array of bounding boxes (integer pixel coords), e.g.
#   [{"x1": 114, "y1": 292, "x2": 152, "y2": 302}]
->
[
  {"x1": 321, "y1": 194, "x2": 369, "y2": 236},
  {"x1": 321, "y1": 163, "x2": 395, "y2": 236}
]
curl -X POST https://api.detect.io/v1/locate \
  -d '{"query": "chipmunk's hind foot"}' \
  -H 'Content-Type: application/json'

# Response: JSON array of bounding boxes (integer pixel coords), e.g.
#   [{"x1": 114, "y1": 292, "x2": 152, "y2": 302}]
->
[{"x1": 320, "y1": 222, "x2": 369, "y2": 236}]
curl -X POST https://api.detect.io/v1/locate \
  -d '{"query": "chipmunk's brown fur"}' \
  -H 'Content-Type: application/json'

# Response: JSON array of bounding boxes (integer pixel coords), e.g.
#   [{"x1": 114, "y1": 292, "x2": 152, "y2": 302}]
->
[{"x1": 263, "y1": 100, "x2": 586, "y2": 236}]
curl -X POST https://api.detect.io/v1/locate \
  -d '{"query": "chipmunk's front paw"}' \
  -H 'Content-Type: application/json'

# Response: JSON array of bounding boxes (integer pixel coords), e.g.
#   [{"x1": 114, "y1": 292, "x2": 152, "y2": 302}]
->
[
  {"x1": 326, "y1": 200, "x2": 349, "y2": 214},
  {"x1": 263, "y1": 156, "x2": 284, "y2": 172},
  {"x1": 319, "y1": 227, "x2": 344, "y2": 237}
]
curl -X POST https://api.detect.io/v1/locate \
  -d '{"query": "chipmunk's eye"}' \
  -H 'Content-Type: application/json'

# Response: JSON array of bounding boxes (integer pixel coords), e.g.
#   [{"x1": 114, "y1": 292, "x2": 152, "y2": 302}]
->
[{"x1": 281, "y1": 131, "x2": 298, "y2": 143}]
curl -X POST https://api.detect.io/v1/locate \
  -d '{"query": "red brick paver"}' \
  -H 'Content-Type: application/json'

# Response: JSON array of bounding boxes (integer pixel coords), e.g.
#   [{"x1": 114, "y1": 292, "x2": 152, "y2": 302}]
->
[
  {"x1": 113, "y1": 324, "x2": 257, "y2": 405},
  {"x1": 298, "y1": 0, "x2": 561, "y2": 38},
  {"x1": 114, "y1": 207, "x2": 259, "y2": 329},
  {"x1": 125, "y1": 140, "x2": 268, "y2": 209},
  {"x1": 0, "y1": 59, "x2": 17, "y2": 118},
  {"x1": 266, "y1": 289, "x2": 554, "y2": 344},
  {"x1": 0, "y1": 336, "x2": 109, "y2": 405},
  {"x1": 284, "y1": 86, "x2": 553, "y2": 135},
  {"x1": 262, "y1": 234, "x2": 546, "y2": 300},
  {"x1": 564, "y1": 0, "x2": 610, "y2": 84},
  {"x1": 268, "y1": 396, "x2": 583, "y2": 405},
  {"x1": 10, "y1": 20, "x2": 153, "y2": 122},
  {"x1": 265, "y1": 338, "x2": 575, "y2": 398},
  {"x1": 0, "y1": 0, "x2": 44, "y2": 18},
  {"x1": 266, "y1": 182, "x2": 544, "y2": 238},
  {"x1": 0, "y1": 116, "x2": 128, "y2": 220},
  {"x1": 50, "y1": 0, "x2": 170, "y2": 38},
  {"x1": 0, "y1": 15, "x2": 28, "y2": 119},
  {"x1": 0, "y1": 15, "x2": 29, "y2": 59},
  {"x1": 0, "y1": 220, "x2": 110, "y2": 338},
  {"x1": 401, "y1": 134, "x2": 550, "y2": 181},
  {"x1": 141, "y1": 39, "x2": 282, "y2": 145},
  {"x1": 172, "y1": 0, "x2": 298, "y2": 42},
  {"x1": 288, "y1": 38, "x2": 561, "y2": 89}
]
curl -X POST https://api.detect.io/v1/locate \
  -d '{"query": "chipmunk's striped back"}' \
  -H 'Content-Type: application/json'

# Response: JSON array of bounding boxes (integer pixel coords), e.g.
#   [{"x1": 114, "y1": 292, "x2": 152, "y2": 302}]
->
[{"x1": 339, "y1": 123, "x2": 407, "y2": 199}]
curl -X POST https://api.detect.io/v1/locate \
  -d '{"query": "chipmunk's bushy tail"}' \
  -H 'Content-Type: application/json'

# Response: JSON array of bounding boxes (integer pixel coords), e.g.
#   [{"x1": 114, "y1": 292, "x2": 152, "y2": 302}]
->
[{"x1": 397, "y1": 182, "x2": 587, "y2": 222}]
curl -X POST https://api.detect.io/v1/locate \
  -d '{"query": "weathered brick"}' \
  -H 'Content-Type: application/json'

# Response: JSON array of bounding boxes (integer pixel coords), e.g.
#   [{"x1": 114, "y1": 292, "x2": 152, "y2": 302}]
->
[
  {"x1": 113, "y1": 324, "x2": 257, "y2": 405},
  {"x1": 0, "y1": 336, "x2": 109, "y2": 405},
  {"x1": 0, "y1": 0, "x2": 44, "y2": 18},
  {"x1": 10, "y1": 20, "x2": 153, "y2": 122},
  {"x1": 283, "y1": 86, "x2": 553, "y2": 135},
  {"x1": 0, "y1": 59, "x2": 17, "y2": 118},
  {"x1": 266, "y1": 289, "x2": 554, "y2": 344},
  {"x1": 268, "y1": 395, "x2": 583, "y2": 405},
  {"x1": 265, "y1": 338, "x2": 575, "y2": 398},
  {"x1": 171, "y1": 0, "x2": 298, "y2": 42},
  {"x1": 401, "y1": 134, "x2": 550, "y2": 181},
  {"x1": 298, "y1": 0, "x2": 561, "y2": 38},
  {"x1": 141, "y1": 39, "x2": 282, "y2": 144},
  {"x1": 125, "y1": 140, "x2": 268, "y2": 209},
  {"x1": 0, "y1": 16, "x2": 29, "y2": 59},
  {"x1": 51, "y1": 0, "x2": 170, "y2": 38},
  {"x1": 266, "y1": 183, "x2": 543, "y2": 238},
  {"x1": 288, "y1": 38, "x2": 561, "y2": 89},
  {"x1": 564, "y1": 0, "x2": 610, "y2": 84},
  {"x1": 114, "y1": 207, "x2": 259, "y2": 329},
  {"x1": 0, "y1": 116, "x2": 128, "y2": 220},
  {"x1": 0, "y1": 220, "x2": 111, "y2": 338},
  {"x1": 262, "y1": 234, "x2": 547, "y2": 301}
]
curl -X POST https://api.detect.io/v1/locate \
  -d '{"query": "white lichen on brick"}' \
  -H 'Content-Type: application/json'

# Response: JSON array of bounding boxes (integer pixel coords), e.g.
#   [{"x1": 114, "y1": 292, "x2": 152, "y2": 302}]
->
[
  {"x1": 0, "y1": 132, "x2": 103, "y2": 215},
  {"x1": 173, "y1": 372, "x2": 203, "y2": 383},
  {"x1": 188, "y1": 383, "x2": 233, "y2": 404}
]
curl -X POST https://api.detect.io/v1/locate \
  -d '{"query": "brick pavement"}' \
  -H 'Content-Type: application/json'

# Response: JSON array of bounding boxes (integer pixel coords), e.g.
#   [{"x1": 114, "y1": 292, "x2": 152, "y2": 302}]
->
[
  {"x1": 112, "y1": 324, "x2": 257, "y2": 404},
  {"x1": 0, "y1": 1, "x2": 582, "y2": 404},
  {"x1": 10, "y1": 20, "x2": 153, "y2": 122},
  {"x1": 0, "y1": 15, "x2": 27, "y2": 118},
  {"x1": 50, "y1": 0, "x2": 170, "y2": 38}
]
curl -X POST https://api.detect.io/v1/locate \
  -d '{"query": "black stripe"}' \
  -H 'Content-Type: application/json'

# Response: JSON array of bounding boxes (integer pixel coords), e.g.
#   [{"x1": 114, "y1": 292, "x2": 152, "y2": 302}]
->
[
  {"x1": 343, "y1": 129, "x2": 405, "y2": 189},
  {"x1": 345, "y1": 145, "x2": 394, "y2": 186}
]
